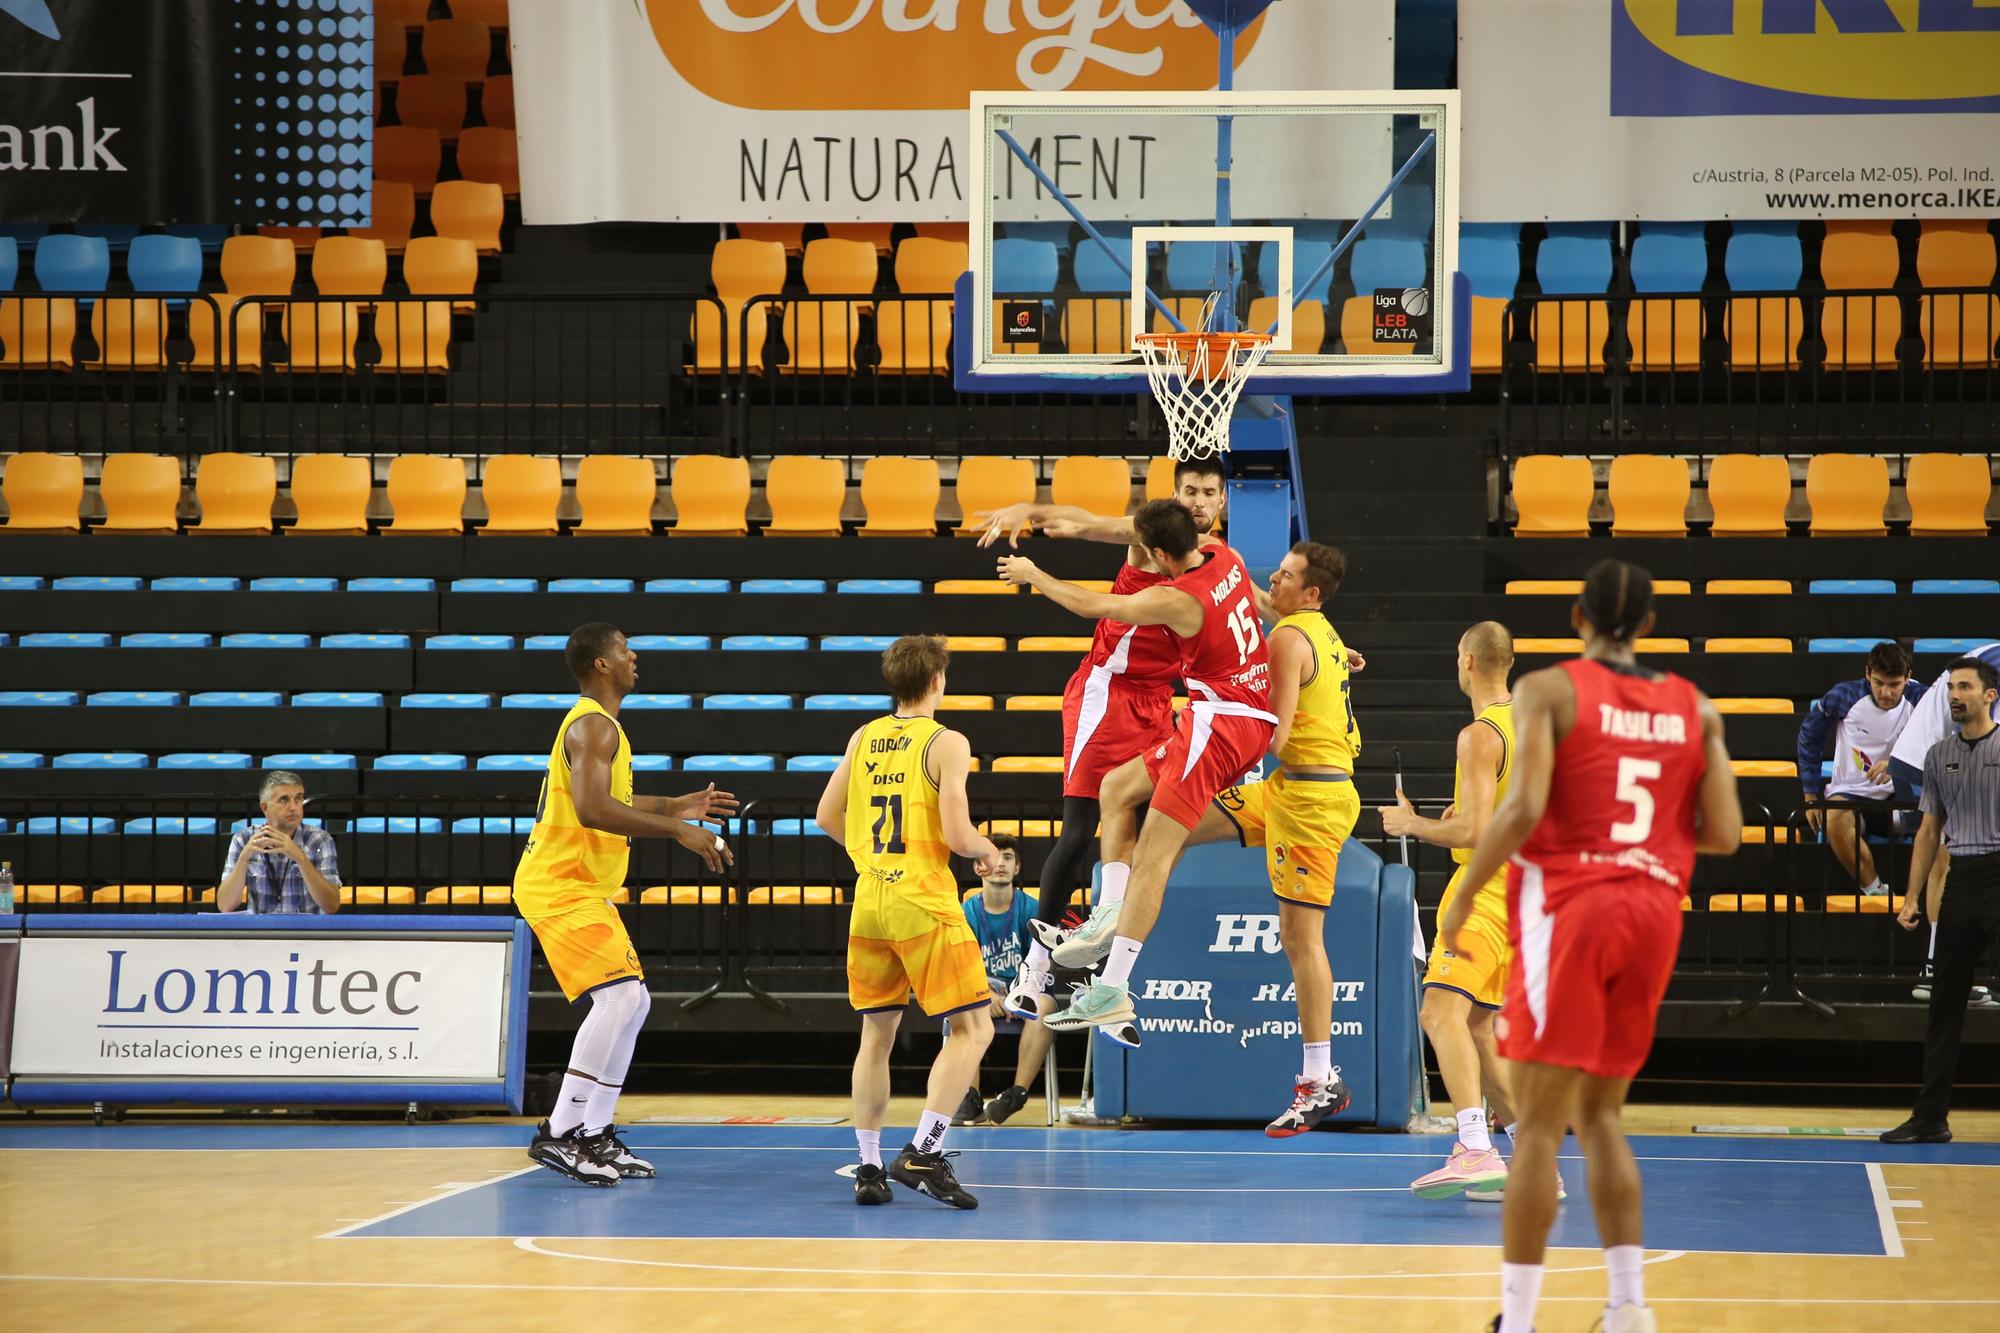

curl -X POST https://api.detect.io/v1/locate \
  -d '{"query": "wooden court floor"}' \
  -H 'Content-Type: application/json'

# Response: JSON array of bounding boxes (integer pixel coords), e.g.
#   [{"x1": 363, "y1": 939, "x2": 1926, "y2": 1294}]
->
[{"x1": 3, "y1": 1096, "x2": 1997, "y2": 1333}]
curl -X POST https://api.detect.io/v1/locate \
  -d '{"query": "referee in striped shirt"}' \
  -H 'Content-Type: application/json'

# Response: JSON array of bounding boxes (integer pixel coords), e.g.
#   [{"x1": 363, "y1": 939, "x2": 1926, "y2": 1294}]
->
[{"x1": 1883, "y1": 657, "x2": 2000, "y2": 1144}]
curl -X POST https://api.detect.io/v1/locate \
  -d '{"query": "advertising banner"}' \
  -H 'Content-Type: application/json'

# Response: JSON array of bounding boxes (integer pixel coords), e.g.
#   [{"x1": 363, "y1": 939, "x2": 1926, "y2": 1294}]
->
[
  {"x1": 1459, "y1": 0, "x2": 2000, "y2": 220},
  {"x1": 509, "y1": 0, "x2": 1394, "y2": 223}
]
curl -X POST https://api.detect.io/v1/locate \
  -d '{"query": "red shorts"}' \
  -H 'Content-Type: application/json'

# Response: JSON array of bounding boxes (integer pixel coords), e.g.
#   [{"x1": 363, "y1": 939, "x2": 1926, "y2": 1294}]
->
[
  {"x1": 1141, "y1": 706, "x2": 1275, "y2": 830},
  {"x1": 1061, "y1": 661, "x2": 1174, "y2": 800},
  {"x1": 1496, "y1": 870, "x2": 1682, "y2": 1080}
]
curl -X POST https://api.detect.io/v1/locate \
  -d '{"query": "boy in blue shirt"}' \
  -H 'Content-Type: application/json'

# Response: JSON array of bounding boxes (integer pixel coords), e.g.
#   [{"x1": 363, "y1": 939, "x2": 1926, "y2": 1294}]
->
[{"x1": 952, "y1": 834, "x2": 1056, "y2": 1125}]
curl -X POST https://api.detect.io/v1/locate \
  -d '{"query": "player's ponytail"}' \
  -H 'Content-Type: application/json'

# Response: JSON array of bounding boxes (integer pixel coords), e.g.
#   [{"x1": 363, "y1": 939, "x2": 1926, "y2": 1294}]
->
[{"x1": 1578, "y1": 559, "x2": 1653, "y2": 644}]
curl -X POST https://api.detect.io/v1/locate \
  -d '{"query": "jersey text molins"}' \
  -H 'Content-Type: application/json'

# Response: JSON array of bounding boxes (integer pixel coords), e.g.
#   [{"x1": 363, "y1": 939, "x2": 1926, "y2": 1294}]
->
[
  {"x1": 1597, "y1": 703, "x2": 1687, "y2": 745},
  {"x1": 1208, "y1": 563, "x2": 1243, "y2": 604}
]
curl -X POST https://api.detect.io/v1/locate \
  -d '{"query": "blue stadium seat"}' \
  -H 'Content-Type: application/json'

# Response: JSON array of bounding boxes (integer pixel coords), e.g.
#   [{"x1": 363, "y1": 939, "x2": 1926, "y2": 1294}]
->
[
  {"x1": 348, "y1": 577, "x2": 436, "y2": 592},
  {"x1": 33, "y1": 233, "x2": 110, "y2": 291},
  {"x1": 27, "y1": 816, "x2": 117, "y2": 836},
  {"x1": 0, "y1": 575, "x2": 44, "y2": 590},
  {"x1": 0, "y1": 633, "x2": 7, "y2": 647},
  {"x1": 766, "y1": 818, "x2": 811, "y2": 837},
  {"x1": 1915, "y1": 638, "x2": 1987, "y2": 654},
  {"x1": 220, "y1": 633, "x2": 312, "y2": 649},
  {"x1": 627, "y1": 635, "x2": 709, "y2": 651},
  {"x1": 426, "y1": 634, "x2": 515, "y2": 650},
  {"x1": 785, "y1": 754, "x2": 843, "y2": 772},
  {"x1": 1261, "y1": 238, "x2": 1336, "y2": 303},
  {"x1": 152, "y1": 576, "x2": 241, "y2": 592},
  {"x1": 741, "y1": 579, "x2": 827, "y2": 594},
  {"x1": 249, "y1": 577, "x2": 338, "y2": 592},
  {"x1": 723, "y1": 634, "x2": 808, "y2": 651},
  {"x1": 20, "y1": 632, "x2": 111, "y2": 648},
  {"x1": 1724, "y1": 231, "x2": 1803, "y2": 290},
  {"x1": 475, "y1": 754, "x2": 544, "y2": 770},
  {"x1": 501, "y1": 693, "x2": 576, "y2": 709},
  {"x1": 701, "y1": 694, "x2": 791, "y2": 710},
  {"x1": 1165, "y1": 240, "x2": 1246, "y2": 293},
  {"x1": 1348, "y1": 237, "x2": 1427, "y2": 293},
  {"x1": 126, "y1": 234, "x2": 203, "y2": 293},
  {"x1": 351, "y1": 816, "x2": 444, "y2": 835},
  {"x1": 124, "y1": 816, "x2": 220, "y2": 836},
  {"x1": 322, "y1": 634, "x2": 411, "y2": 649},
  {"x1": 993, "y1": 238, "x2": 1060, "y2": 292},
  {"x1": 0, "y1": 691, "x2": 77, "y2": 706},
  {"x1": 1913, "y1": 579, "x2": 2000, "y2": 595},
  {"x1": 622, "y1": 694, "x2": 693, "y2": 709},
  {"x1": 158, "y1": 753, "x2": 254, "y2": 769},
  {"x1": 1536, "y1": 236, "x2": 1614, "y2": 294},
  {"x1": 1459, "y1": 231, "x2": 1521, "y2": 299},
  {"x1": 261, "y1": 753, "x2": 358, "y2": 769},
  {"x1": 190, "y1": 691, "x2": 282, "y2": 707},
  {"x1": 0, "y1": 752, "x2": 43, "y2": 768},
  {"x1": 51, "y1": 576, "x2": 141, "y2": 591},
  {"x1": 451, "y1": 816, "x2": 535, "y2": 834},
  {"x1": 120, "y1": 632, "x2": 213, "y2": 648},
  {"x1": 53, "y1": 752, "x2": 148, "y2": 769},
  {"x1": 401, "y1": 693, "x2": 492, "y2": 709},
  {"x1": 684, "y1": 754, "x2": 777, "y2": 772},
  {"x1": 1073, "y1": 236, "x2": 1132, "y2": 294},
  {"x1": 645, "y1": 578, "x2": 730, "y2": 594},
  {"x1": 375, "y1": 753, "x2": 470, "y2": 770},
  {"x1": 822, "y1": 635, "x2": 896, "y2": 652},
  {"x1": 0, "y1": 235, "x2": 15, "y2": 291},
  {"x1": 288, "y1": 691, "x2": 385, "y2": 707},
  {"x1": 1628, "y1": 232, "x2": 1707, "y2": 292},
  {"x1": 1821, "y1": 760, "x2": 1835, "y2": 781},
  {"x1": 73, "y1": 225, "x2": 140, "y2": 247},
  {"x1": 805, "y1": 693, "x2": 892, "y2": 710},
  {"x1": 230, "y1": 815, "x2": 323, "y2": 835},
  {"x1": 547, "y1": 578, "x2": 636, "y2": 594},
  {"x1": 451, "y1": 578, "x2": 538, "y2": 593},
  {"x1": 632, "y1": 755, "x2": 673, "y2": 771},
  {"x1": 836, "y1": 579, "x2": 921, "y2": 595},
  {"x1": 524, "y1": 635, "x2": 569, "y2": 651},
  {"x1": 1808, "y1": 638, "x2": 1887, "y2": 654},
  {"x1": 87, "y1": 691, "x2": 180, "y2": 707},
  {"x1": 1809, "y1": 579, "x2": 1896, "y2": 595}
]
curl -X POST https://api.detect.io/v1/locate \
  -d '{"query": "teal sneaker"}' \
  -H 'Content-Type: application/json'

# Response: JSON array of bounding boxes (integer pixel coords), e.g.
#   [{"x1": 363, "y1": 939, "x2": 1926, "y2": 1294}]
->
[
  {"x1": 1041, "y1": 977, "x2": 1140, "y2": 1047},
  {"x1": 1050, "y1": 900, "x2": 1123, "y2": 968}
]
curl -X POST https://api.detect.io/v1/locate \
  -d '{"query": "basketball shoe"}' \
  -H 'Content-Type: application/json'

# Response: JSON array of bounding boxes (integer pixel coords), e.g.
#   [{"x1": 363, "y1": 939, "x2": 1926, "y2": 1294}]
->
[
  {"x1": 888, "y1": 1145, "x2": 978, "y2": 1209},
  {"x1": 1050, "y1": 900, "x2": 1122, "y2": 968},
  {"x1": 1004, "y1": 967, "x2": 1049, "y2": 1021},
  {"x1": 1265, "y1": 1069, "x2": 1352, "y2": 1137},
  {"x1": 1467, "y1": 1168, "x2": 1567, "y2": 1203},
  {"x1": 1592, "y1": 1304, "x2": 1658, "y2": 1332},
  {"x1": 528, "y1": 1121, "x2": 619, "y2": 1186},
  {"x1": 1411, "y1": 1143, "x2": 1509, "y2": 1198},
  {"x1": 853, "y1": 1163, "x2": 893, "y2": 1205},
  {"x1": 984, "y1": 1084, "x2": 1031, "y2": 1125},
  {"x1": 1042, "y1": 976, "x2": 1140, "y2": 1047},
  {"x1": 581, "y1": 1125, "x2": 655, "y2": 1178},
  {"x1": 951, "y1": 1087, "x2": 987, "y2": 1126}
]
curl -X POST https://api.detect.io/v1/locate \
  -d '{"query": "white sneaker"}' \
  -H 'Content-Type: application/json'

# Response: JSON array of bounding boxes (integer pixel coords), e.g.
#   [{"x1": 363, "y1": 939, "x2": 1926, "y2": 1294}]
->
[
  {"x1": 1863, "y1": 882, "x2": 1890, "y2": 897},
  {"x1": 1051, "y1": 900, "x2": 1122, "y2": 968},
  {"x1": 1597, "y1": 1304, "x2": 1658, "y2": 1333},
  {"x1": 1914, "y1": 964, "x2": 1933, "y2": 1001},
  {"x1": 1003, "y1": 967, "x2": 1049, "y2": 1021},
  {"x1": 1971, "y1": 987, "x2": 1999, "y2": 1009}
]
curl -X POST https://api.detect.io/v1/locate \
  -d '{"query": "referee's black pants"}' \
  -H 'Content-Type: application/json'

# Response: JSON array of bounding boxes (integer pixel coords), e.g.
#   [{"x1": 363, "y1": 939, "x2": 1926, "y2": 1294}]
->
[{"x1": 1914, "y1": 852, "x2": 2000, "y2": 1124}]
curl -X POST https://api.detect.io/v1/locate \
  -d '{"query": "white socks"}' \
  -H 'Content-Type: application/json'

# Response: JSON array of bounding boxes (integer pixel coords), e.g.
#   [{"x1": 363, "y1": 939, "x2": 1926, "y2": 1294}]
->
[
  {"x1": 1605, "y1": 1244, "x2": 1645, "y2": 1309},
  {"x1": 1099, "y1": 861, "x2": 1130, "y2": 906},
  {"x1": 1302, "y1": 1040, "x2": 1332, "y2": 1082},
  {"x1": 1500, "y1": 1262, "x2": 1545, "y2": 1333},
  {"x1": 582, "y1": 1080, "x2": 624, "y2": 1135},
  {"x1": 1864, "y1": 877, "x2": 1884, "y2": 894},
  {"x1": 547, "y1": 1073, "x2": 597, "y2": 1136},
  {"x1": 1026, "y1": 939, "x2": 1053, "y2": 975},
  {"x1": 1497, "y1": 1121, "x2": 1517, "y2": 1153},
  {"x1": 856, "y1": 1128, "x2": 882, "y2": 1168},
  {"x1": 1457, "y1": 1106, "x2": 1493, "y2": 1153},
  {"x1": 1103, "y1": 936, "x2": 1144, "y2": 988},
  {"x1": 914, "y1": 1109, "x2": 950, "y2": 1155}
]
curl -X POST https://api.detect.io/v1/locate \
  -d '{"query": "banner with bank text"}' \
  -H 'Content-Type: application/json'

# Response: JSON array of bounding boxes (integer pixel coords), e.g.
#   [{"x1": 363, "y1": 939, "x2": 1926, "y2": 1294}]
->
[
  {"x1": 509, "y1": 0, "x2": 1393, "y2": 223},
  {"x1": 1459, "y1": 0, "x2": 2000, "y2": 220}
]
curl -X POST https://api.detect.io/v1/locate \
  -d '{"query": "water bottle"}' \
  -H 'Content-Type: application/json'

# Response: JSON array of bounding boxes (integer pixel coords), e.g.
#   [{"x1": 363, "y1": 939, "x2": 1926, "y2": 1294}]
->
[{"x1": 0, "y1": 860, "x2": 13, "y2": 914}]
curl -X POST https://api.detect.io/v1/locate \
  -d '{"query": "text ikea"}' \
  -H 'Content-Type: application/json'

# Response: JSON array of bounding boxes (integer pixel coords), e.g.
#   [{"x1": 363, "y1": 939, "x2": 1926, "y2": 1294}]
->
[{"x1": 102, "y1": 949, "x2": 422, "y2": 1016}]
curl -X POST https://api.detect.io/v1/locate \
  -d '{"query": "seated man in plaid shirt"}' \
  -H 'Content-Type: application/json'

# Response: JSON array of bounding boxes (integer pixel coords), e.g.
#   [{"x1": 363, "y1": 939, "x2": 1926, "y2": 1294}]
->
[{"x1": 217, "y1": 770, "x2": 342, "y2": 914}]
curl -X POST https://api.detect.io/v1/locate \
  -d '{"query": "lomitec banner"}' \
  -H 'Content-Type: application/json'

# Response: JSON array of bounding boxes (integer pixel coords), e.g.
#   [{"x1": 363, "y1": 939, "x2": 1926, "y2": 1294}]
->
[{"x1": 0, "y1": 0, "x2": 374, "y2": 226}]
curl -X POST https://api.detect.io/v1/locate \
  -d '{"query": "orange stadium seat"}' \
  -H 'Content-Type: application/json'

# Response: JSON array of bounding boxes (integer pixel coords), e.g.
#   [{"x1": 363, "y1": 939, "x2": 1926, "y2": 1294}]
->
[
  {"x1": 1150, "y1": 297, "x2": 1210, "y2": 338},
  {"x1": 825, "y1": 223, "x2": 895, "y2": 255},
  {"x1": 93, "y1": 885, "x2": 191, "y2": 904},
  {"x1": 695, "y1": 238, "x2": 784, "y2": 373},
  {"x1": 874, "y1": 298, "x2": 953, "y2": 374},
  {"x1": 1061, "y1": 298, "x2": 1129, "y2": 354},
  {"x1": 1819, "y1": 294, "x2": 1901, "y2": 369},
  {"x1": 1510, "y1": 455, "x2": 1592, "y2": 537},
  {"x1": 1726, "y1": 297, "x2": 1802, "y2": 370},
  {"x1": 953, "y1": 457, "x2": 1035, "y2": 536},
  {"x1": 935, "y1": 580, "x2": 1014, "y2": 595},
  {"x1": 311, "y1": 237, "x2": 388, "y2": 296},
  {"x1": 781, "y1": 302, "x2": 860, "y2": 373},
  {"x1": 421, "y1": 19, "x2": 493, "y2": 82},
  {"x1": 393, "y1": 73, "x2": 467, "y2": 140},
  {"x1": 280, "y1": 301, "x2": 363, "y2": 371},
  {"x1": 289, "y1": 455, "x2": 373, "y2": 535},
  {"x1": 1529, "y1": 299, "x2": 1608, "y2": 371},
  {"x1": 481, "y1": 73, "x2": 514, "y2": 129},
  {"x1": 379, "y1": 0, "x2": 429, "y2": 26},
  {"x1": 479, "y1": 455, "x2": 561, "y2": 535},
  {"x1": 1921, "y1": 294, "x2": 1999, "y2": 367},
  {"x1": 384, "y1": 454, "x2": 468, "y2": 535},
  {"x1": 1514, "y1": 638, "x2": 1584, "y2": 654},
  {"x1": 1904, "y1": 453, "x2": 1991, "y2": 537},
  {"x1": 640, "y1": 886, "x2": 729, "y2": 906},
  {"x1": 450, "y1": 0, "x2": 510, "y2": 24},
  {"x1": 575, "y1": 456, "x2": 659, "y2": 536},
  {"x1": 430, "y1": 179, "x2": 505, "y2": 253},
  {"x1": 1247, "y1": 296, "x2": 1327, "y2": 354},
  {"x1": 939, "y1": 695, "x2": 994, "y2": 711},
  {"x1": 858, "y1": 456, "x2": 941, "y2": 537},
  {"x1": 763, "y1": 456, "x2": 845, "y2": 537},
  {"x1": 0, "y1": 298, "x2": 76, "y2": 370},
  {"x1": 87, "y1": 298, "x2": 168, "y2": 368},
  {"x1": 258, "y1": 225, "x2": 321, "y2": 251},
  {"x1": 376, "y1": 18, "x2": 408, "y2": 82},
  {"x1": 1915, "y1": 227, "x2": 1997, "y2": 288},
  {"x1": 1706, "y1": 454, "x2": 1791, "y2": 537},
  {"x1": 915, "y1": 222, "x2": 969, "y2": 243},
  {"x1": 1706, "y1": 580, "x2": 1792, "y2": 595},
  {"x1": 1818, "y1": 230, "x2": 1900, "y2": 289},
  {"x1": 1607, "y1": 455, "x2": 1690, "y2": 537},
  {"x1": 1051, "y1": 455, "x2": 1131, "y2": 516},
  {"x1": 348, "y1": 180, "x2": 417, "y2": 252},
  {"x1": 803, "y1": 237, "x2": 879, "y2": 295},
  {"x1": 669, "y1": 455, "x2": 751, "y2": 536},
  {"x1": 97, "y1": 453, "x2": 181, "y2": 533},
  {"x1": 221, "y1": 234, "x2": 297, "y2": 295},
  {"x1": 1468, "y1": 295, "x2": 1507, "y2": 372},
  {"x1": 1019, "y1": 637, "x2": 1092, "y2": 653},
  {"x1": 895, "y1": 237, "x2": 968, "y2": 294},
  {"x1": 946, "y1": 636, "x2": 1005, "y2": 652},
  {"x1": 994, "y1": 756, "x2": 1064, "y2": 773},
  {"x1": 403, "y1": 236, "x2": 479, "y2": 312},
  {"x1": 374, "y1": 125, "x2": 443, "y2": 194},
  {"x1": 1004, "y1": 695, "x2": 1062, "y2": 710},
  {"x1": 374, "y1": 300, "x2": 455, "y2": 373},
  {"x1": 344, "y1": 886, "x2": 420, "y2": 906},
  {"x1": 1626, "y1": 299, "x2": 1702, "y2": 372},
  {"x1": 2, "y1": 452, "x2": 84, "y2": 533},
  {"x1": 1805, "y1": 453, "x2": 1889, "y2": 536},
  {"x1": 1712, "y1": 698, "x2": 1793, "y2": 714},
  {"x1": 192, "y1": 453, "x2": 277, "y2": 535},
  {"x1": 1504, "y1": 581, "x2": 1581, "y2": 595},
  {"x1": 1706, "y1": 638, "x2": 1791, "y2": 653},
  {"x1": 735, "y1": 223, "x2": 804, "y2": 255},
  {"x1": 1145, "y1": 455, "x2": 1176, "y2": 500}
]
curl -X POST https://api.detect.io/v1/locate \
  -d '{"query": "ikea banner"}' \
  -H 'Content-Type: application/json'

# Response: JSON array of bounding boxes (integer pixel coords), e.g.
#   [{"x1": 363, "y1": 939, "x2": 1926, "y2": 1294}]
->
[
  {"x1": 1459, "y1": 0, "x2": 2000, "y2": 220},
  {"x1": 508, "y1": 0, "x2": 1393, "y2": 223}
]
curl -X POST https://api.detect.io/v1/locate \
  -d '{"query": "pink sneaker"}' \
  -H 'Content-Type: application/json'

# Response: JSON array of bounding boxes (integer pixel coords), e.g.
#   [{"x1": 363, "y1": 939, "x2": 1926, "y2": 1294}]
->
[
  {"x1": 1410, "y1": 1144, "x2": 1509, "y2": 1199},
  {"x1": 1466, "y1": 1167, "x2": 1567, "y2": 1203}
]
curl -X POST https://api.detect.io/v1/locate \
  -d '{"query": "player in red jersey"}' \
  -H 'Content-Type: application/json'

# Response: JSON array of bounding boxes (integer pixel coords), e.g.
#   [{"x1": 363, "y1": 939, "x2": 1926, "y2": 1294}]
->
[
  {"x1": 997, "y1": 500, "x2": 1277, "y2": 1043},
  {"x1": 1447, "y1": 560, "x2": 1742, "y2": 1333}
]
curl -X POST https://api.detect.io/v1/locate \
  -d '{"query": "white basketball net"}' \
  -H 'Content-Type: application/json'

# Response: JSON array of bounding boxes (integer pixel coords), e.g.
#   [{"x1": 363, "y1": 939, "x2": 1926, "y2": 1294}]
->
[{"x1": 1134, "y1": 293, "x2": 1273, "y2": 461}]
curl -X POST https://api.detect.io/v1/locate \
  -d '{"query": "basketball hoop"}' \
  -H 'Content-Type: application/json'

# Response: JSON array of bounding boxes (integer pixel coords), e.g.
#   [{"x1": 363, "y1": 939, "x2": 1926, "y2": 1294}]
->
[{"x1": 1133, "y1": 294, "x2": 1272, "y2": 461}]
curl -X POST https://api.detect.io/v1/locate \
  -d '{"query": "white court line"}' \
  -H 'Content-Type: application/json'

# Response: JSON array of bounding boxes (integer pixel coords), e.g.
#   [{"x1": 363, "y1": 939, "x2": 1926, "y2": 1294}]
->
[
  {"x1": 1891, "y1": 1199, "x2": 1924, "y2": 1209},
  {"x1": 1866, "y1": 1162, "x2": 1905, "y2": 1259},
  {"x1": 318, "y1": 1167, "x2": 540, "y2": 1240}
]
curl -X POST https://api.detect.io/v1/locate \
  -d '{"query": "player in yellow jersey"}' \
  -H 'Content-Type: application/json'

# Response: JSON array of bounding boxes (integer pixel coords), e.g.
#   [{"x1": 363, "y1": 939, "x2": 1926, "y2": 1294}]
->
[
  {"x1": 817, "y1": 635, "x2": 1001, "y2": 1210},
  {"x1": 1172, "y1": 541, "x2": 1363, "y2": 1136},
  {"x1": 1380, "y1": 622, "x2": 1529, "y2": 1199},
  {"x1": 517, "y1": 623, "x2": 738, "y2": 1186}
]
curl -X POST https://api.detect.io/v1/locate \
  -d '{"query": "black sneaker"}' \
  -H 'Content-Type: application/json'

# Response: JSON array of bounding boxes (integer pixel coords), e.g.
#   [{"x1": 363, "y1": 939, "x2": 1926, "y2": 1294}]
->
[
  {"x1": 527, "y1": 1120, "x2": 619, "y2": 1186},
  {"x1": 854, "y1": 1162, "x2": 893, "y2": 1205},
  {"x1": 1265, "y1": 1069, "x2": 1354, "y2": 1138},
  {"x1": 1913, "y1": 963, "x2": 1934, "y2": 1001},
  {"x1": 1879, "y1": 1117, "x2": 1952, "y2": 1144},
  {"x1": 580, "y1": 1125, "x2": 655, "y2": 1178},
  {"x1": 888, "y1": 1143, "x2": 978, "y2": 1209},
  {"x1": 951, "y1": 1086, "x2": 987, "y2": 1126},
  {"x1": 984, "y1": 1084, "x2": 1030, "y2": 1125}
]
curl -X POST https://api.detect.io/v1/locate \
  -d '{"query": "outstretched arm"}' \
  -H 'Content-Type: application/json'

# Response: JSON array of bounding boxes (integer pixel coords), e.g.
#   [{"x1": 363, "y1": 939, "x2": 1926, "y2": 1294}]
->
[
  {"x1": 569, "y1": 715, "x2": 732, "y2": 871},
  {"x1": 996, "y1": 555, "x2": 1203, "y2": 636},
  {"x1": 974, "y1": 503, "x2": 1128, "y2": 548}
]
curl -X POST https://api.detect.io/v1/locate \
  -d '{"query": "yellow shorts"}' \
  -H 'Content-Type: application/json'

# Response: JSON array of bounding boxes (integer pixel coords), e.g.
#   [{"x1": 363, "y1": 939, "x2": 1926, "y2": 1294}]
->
[
  {"x1": 520, "y1": 893, "x2": 644, "y2": 1002},
  {"x1": 847, "y1": 873, "x2": 990, "y2": 1017},
  {"x1": 1213, "y1": 770, "x2": 1361, "y2": 909},
  {"x1": 1423, "y1": 865, "x2": 1511, "y2": 1010}
]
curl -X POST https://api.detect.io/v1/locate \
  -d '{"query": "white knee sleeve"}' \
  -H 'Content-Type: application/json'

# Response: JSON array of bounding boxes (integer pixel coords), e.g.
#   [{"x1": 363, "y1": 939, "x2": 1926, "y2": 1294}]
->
[{"x1": 570, "y1": 980, "x2": 649, "y2": 1083}]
